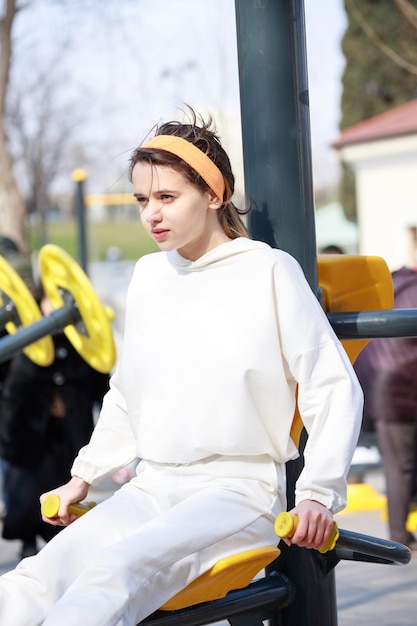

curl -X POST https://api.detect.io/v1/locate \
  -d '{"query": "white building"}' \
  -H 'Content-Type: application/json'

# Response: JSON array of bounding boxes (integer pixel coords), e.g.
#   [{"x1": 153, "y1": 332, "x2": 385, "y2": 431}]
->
[{"x1": 333, "y1": 99, "x2": 417, "y2": 270}]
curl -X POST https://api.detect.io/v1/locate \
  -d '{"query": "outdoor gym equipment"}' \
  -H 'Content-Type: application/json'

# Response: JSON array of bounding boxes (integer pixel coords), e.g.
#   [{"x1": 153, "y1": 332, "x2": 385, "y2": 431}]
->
[
  {"x1": 0, "y1": 244, "x2": 116, "y2": 373},
  {"x1": 138, "y1": 515, "x2": 411, "y2": 626},
  {"x1": 39, "y1": 495, "x2": 409, "y2": 626},
  {"x1": 0, "y1": 255, "x2": 54, "y2": 366}
]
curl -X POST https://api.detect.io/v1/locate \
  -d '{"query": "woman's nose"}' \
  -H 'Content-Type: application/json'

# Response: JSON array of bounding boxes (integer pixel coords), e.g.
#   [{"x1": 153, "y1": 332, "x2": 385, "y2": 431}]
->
[{"x1": 145, "y1": 201, "x2": 163, "y2": 223}]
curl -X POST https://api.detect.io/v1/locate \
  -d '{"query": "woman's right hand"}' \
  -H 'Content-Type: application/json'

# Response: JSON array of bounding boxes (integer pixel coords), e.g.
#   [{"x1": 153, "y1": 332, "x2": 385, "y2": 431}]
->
[{"x1": 40, "y1": 475, "x2": 90, "y2": 526}]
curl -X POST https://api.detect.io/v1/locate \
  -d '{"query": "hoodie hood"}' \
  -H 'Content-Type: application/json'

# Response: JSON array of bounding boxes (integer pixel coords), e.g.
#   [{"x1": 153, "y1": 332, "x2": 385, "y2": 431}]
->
[{"x1": 166, "y1": 237, "x2": 270, "y2": 272}]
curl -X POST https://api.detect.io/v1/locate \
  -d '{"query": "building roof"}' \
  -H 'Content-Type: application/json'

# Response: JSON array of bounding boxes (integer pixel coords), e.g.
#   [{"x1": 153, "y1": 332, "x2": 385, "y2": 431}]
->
[{"x1": 332, "y1": 99, "x2": 417, "y2": 148}]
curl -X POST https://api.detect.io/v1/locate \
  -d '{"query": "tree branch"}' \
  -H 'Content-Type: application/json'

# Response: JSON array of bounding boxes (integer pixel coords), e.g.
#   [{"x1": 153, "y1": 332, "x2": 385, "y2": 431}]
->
[
  {"x1": 394, "y1": 0, "x2": 417, "y2": 30},
  {"x1": 346, "y1": 0, "x2": 417, "y2": 76}
]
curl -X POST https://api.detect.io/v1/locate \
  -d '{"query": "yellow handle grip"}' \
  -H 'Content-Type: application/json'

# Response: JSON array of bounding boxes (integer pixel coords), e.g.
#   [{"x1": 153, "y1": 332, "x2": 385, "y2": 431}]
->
[
  {"x1": 274, "y1": 512, "x2": 339, "y2": 554},
  {"x1": 41, "y1": 494, "x2": 96, "y2": 519}
]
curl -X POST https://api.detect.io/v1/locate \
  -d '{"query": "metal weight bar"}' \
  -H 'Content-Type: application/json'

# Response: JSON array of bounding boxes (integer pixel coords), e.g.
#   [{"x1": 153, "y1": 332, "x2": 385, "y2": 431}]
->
[
  {"x1": 0, "y1": 291, "x2": 78, "y2": 365},
  {"x1": 0, "y1": 245, "x2": 116, "y2": 373}
]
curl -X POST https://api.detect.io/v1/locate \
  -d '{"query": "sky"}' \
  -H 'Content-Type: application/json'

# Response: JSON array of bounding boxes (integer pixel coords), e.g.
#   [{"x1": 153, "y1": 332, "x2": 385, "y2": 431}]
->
[
  {"x1": 10, "y1": 0, "x2": 348, "y2": 195},
  {"x1": 305, "y1": 0, "x2": 347, "y2": 186}
]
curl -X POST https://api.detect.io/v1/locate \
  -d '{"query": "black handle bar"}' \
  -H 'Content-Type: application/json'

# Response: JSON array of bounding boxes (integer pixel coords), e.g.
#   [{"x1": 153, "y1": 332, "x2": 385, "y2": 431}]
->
[{"x1": 335, "y1": 528, "x2": 411, "y2": 565}]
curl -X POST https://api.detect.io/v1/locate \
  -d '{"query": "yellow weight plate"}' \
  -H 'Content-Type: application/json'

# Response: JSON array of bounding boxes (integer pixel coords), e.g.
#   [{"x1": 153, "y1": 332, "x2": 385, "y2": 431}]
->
[
  {"x1": 38, "y1": 245, "x2": 116, "y2": 373},
  {"x1": 0, "y1": 256, "x2": 54, "y2": 366}
]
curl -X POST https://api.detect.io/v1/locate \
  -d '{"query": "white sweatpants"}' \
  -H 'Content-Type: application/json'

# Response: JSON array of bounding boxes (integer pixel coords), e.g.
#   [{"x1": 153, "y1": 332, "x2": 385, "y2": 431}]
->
[{"x1": 0, "y1": 455, "x2": 284, "y2": 626}]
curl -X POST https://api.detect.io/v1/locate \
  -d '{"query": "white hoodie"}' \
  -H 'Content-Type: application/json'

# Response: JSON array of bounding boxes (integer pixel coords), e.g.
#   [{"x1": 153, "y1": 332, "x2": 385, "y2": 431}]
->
[{"x1": 72, "y1": 238, "x2": 363, "y2": 513}]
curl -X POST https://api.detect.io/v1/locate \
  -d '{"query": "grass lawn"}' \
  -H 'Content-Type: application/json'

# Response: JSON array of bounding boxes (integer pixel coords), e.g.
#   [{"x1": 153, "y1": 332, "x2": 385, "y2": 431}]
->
[{"x1": 28, "y1": 219, "x2": 159, "y2": 262}]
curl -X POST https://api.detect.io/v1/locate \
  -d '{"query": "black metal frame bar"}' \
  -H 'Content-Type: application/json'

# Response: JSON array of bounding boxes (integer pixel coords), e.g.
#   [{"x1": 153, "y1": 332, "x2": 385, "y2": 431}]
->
[
  {"x1": 142, "y1": 574, "x2": 295, "y2": 626},
  {"x1": 328, "y1": 309, "x2": 417, "y2": 338}
]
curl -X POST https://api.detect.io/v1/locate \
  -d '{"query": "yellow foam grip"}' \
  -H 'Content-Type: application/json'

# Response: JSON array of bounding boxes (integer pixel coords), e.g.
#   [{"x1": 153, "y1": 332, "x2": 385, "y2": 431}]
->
[
  {"x1": 41, "y1": 494, "x2": 96, "y2": 518},
  {"x1": 275, "y1": 512, "x2": 339, "y2": 554}
]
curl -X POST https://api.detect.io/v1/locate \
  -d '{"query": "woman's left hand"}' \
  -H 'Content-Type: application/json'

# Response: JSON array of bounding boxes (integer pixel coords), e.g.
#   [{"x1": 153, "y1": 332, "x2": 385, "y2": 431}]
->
[{"x1": 282, "y1": 499, "x2": 334, "y2": 549}]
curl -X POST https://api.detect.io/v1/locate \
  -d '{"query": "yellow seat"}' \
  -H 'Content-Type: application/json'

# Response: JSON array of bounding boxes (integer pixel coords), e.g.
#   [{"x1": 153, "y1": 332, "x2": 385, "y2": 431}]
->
[{"x1": 160, "y1": 546, "x2": 280, "y2": 611}]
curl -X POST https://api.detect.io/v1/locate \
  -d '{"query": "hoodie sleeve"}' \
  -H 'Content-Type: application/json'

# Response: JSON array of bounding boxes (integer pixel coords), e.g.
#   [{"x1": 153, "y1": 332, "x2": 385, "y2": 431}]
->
[
  {"x1": 272, "y1": 252, "x2": 363, "y2": 512},
  {"x1": 71, "y1": 362, "x2": 137, "y2": 485}
]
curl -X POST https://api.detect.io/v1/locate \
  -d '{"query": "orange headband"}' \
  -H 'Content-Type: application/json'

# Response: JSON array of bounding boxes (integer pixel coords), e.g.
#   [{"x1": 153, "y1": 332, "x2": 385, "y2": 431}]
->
[{"x1": 143, "y1": 135, "x2": 225, "y2": 202}]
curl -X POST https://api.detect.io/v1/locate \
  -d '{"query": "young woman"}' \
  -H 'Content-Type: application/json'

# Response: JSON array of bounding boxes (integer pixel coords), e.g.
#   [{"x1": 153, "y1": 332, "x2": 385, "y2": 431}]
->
[{"x1": 0, "y1": 111, "x2": 363, "y2": 625}]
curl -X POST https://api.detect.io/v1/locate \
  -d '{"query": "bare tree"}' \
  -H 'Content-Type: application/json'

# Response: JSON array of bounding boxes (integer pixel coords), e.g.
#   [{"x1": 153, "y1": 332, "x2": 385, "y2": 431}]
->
[
  {"x1": 7, "y1": 58, "x2": 91, "y2": 244},
  {"x1": 0, "y1": 0, "x2": 27, "y2": 250},
  {"x1": 0, "y1": 0, "x2": 128, "y2": 250}
]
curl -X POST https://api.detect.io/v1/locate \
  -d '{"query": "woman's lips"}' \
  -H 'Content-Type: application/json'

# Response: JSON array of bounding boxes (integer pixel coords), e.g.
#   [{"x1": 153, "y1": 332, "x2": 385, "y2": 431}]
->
[{"x1": 152, "y1": 228, "x2": 169, "y2": 242}]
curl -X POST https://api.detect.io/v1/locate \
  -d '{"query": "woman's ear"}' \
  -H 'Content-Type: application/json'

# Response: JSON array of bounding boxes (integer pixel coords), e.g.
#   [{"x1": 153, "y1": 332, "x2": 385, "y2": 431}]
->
[{"x1": 208, "y1": 191, "x2": 222, "y2": 210}]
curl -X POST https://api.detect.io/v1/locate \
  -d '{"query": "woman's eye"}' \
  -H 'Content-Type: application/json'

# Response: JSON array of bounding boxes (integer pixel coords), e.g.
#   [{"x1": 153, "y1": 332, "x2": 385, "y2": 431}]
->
[
  {"x1": 161, "y1": 194, "x2": 174, "y2": 202},
  {"x1": 136, "y1": 197, "x2": 148, "y2": 209}
]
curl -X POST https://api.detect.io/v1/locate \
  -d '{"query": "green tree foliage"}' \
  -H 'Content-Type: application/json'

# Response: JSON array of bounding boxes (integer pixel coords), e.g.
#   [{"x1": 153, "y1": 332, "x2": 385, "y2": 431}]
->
[{"x1": 340, "y1": 0, "x2": 417, "y2": 220}]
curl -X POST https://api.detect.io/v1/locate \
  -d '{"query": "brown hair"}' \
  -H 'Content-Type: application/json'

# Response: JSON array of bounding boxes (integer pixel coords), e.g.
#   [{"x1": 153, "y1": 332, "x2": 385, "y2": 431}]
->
[{"x1": 128, "y1": 108, "x2": 249, "y2": 239}]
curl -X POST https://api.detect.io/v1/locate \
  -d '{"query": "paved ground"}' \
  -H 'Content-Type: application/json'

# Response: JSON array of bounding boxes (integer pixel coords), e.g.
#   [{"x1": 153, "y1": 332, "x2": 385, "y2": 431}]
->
[{"x1": 334, "y1": 509, "x2": 416, "y2": 626}]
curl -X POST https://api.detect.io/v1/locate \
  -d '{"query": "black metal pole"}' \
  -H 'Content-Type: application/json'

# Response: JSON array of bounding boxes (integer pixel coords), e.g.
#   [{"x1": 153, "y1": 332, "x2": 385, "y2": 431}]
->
[
  {"x1": 72, "y1": 168, "x2": 88, "y2": 274},
  {"x1": 235, "y1": 0, "x2": 317, "y2": 291},
  {"x1": 235, "y1": 2, "x2": 337, "y2": 625}
]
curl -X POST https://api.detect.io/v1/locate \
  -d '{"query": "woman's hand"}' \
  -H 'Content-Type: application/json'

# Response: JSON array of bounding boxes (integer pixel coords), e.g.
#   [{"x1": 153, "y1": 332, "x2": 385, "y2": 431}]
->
[
  {"x1": 40, "y1": 475, "x2": 90, "y2": 526},
  {"x1": 282, "y1": 499, "x2": 334, "y2": 549}
]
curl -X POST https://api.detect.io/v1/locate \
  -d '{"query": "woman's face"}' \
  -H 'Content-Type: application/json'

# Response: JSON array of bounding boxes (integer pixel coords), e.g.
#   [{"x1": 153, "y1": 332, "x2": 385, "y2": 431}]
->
[{"x1": 132, "y1": 162, "x2": 227, "y2": 260}]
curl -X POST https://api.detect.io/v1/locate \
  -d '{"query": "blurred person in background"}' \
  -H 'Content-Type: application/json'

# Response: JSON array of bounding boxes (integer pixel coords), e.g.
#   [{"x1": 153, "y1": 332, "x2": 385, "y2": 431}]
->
[
  {"x1": 354, "y1": 266, "x2": 417, "y2": 551},
  {"x1": 0, "y1": 282, "x2": 109, "y2": 559},
  {"x1": 319, "y1": 244, "x2": 345, "y2": 255},
  {"x1": 0, "y1": 236, "x2": 34, "y2": 388},
  {"x1": 0, "y1": 236, "x2": 34, "y2": 292},
  {"x1": 0, "y1": 236, "x2": 35, "y2": 520}
]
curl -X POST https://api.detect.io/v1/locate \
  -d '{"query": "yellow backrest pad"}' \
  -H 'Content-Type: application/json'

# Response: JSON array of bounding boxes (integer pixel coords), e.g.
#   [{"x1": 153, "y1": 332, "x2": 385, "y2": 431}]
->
[{"x1": 317, "y1": 254, "x2": 393, "y2": 363}]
